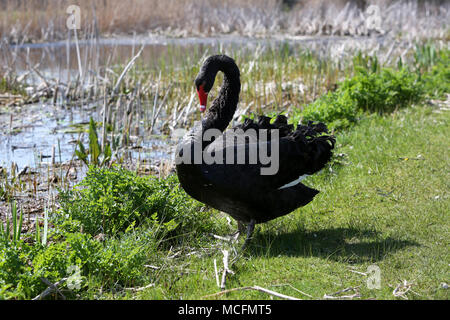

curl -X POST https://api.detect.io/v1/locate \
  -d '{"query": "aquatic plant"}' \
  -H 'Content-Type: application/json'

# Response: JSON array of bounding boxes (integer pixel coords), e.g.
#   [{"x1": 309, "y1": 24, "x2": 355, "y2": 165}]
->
[{"x1": 75, "y1": 118, "x2": 112, "y2": 167}]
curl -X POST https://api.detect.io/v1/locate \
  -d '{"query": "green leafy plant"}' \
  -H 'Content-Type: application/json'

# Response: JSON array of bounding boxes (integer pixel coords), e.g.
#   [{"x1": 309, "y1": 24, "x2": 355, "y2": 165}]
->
[
  {"x1": 56, "y1": 166, "x2": 213, "y2": 238},
  {"x1": 414, "y1": 42, "x2": 438, "y2": 72},
  {"x1": 293, "y1": 63, "x2": 426, "y2": 131},
  {"x1": 353, "y1": 51, "x2": 380, "y2": 74},
  {"x1": 290, "y1": 47, "x2": 449, "y2": 132},
  {"x1": 418, "y1": 48, "x2": 450, "y2": 99},
  {"x1": 75, "y1": 117, "x2": 112, "y2": 167},
  {"x1": 341, "y1": 67, "x2": 423, "y2": 114},
  {"x1": 0, "y1": 201, "x2": 23, "y2": 244},
  {"x1": 298, "y1": 89, "x2": 359, "y2": 130},
  {"x1": 0, "y1": 239, "x2": 42, "y2": 299}
]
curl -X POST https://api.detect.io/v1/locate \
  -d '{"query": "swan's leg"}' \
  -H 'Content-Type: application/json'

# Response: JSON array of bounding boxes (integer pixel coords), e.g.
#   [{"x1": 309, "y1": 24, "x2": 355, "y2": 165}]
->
[
  {"x1": 228, "y1": 220, "x2": 246, "y2": 241},
  {"x1": 241, "y1": 219, "x2": 256, "y2": 250}
]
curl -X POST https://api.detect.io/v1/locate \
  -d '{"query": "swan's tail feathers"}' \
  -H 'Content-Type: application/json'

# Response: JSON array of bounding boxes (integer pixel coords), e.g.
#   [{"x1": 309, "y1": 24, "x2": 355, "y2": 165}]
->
[
  {"x1": 235, "y1": 114, "x2": 294, "y2": 138},
  {"x1": 234, "y1": 115, "x2": 335, "y2": 173},
  {"x1": 291, "y1": 121, "x2": 336, "y2": 174}
]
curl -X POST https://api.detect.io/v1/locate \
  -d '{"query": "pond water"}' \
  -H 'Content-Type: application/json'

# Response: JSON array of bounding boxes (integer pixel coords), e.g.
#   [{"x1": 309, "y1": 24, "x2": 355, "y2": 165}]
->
[{"x1": 0, "y1": 100, "x2": 174, "y2": 169}]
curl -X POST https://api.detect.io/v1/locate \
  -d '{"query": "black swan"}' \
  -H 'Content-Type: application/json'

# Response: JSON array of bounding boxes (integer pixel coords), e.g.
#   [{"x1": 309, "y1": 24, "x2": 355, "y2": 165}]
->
[{"x1": 176, "y1": 55, "x2": 335, "y2": 247}]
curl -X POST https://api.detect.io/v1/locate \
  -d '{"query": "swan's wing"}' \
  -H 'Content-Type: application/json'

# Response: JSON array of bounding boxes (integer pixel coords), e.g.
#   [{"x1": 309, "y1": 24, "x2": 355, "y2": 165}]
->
[
  {"x1": 191, "y1": 119, "x2": 335, "y2": 195},
  {"x1": 201, "y1": 136, "x2": 309, "y2": 194}
]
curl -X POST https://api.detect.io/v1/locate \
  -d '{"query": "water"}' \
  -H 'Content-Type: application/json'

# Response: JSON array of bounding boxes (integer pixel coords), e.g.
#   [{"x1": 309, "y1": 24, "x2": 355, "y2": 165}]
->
[
  {"x1": 0, "y1": 102, "x2": 93, "y2": 168},
  {"x1": 0, "y1": 101, "x2": 174, "y2": 169}
]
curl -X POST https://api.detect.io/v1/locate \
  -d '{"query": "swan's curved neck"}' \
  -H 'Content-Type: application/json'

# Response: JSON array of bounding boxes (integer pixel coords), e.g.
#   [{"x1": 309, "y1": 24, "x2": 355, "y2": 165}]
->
[{"x1": 202, "y1": 56, "x2": 241, "y2": 135}]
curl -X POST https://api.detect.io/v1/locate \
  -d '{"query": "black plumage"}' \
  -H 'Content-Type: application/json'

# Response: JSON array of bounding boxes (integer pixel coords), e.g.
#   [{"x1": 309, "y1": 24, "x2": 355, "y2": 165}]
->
[{"x1": 176, "y1": 55, "x2": 335, "y2": 246}]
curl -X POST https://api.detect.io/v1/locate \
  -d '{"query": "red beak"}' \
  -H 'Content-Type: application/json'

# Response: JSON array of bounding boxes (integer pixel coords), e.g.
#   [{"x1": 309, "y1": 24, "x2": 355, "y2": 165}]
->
[{"x1": 197, "y1": 85, "x2": 208, "y2": 113}]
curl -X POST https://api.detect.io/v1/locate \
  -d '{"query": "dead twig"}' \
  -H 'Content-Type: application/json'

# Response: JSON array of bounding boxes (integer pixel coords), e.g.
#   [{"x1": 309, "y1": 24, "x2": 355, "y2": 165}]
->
[
  {"x1": 124, "y1": 283, "x2": 155, "y2": 293},
  {"x1": 202, "y1": 285, "x2": 301, "y2": 300},
  {"x1": 150, "y1": 83, "x2": 173, "y2": 134},
  {"x1": 348, "y1": 269, "x2": 368, "y2": 276},
  {"x1": 144, "y1": 265, "x2": 160, "y2": 270},
  {"x1": 213, "y1": 259, "x2": 220, "y2": 288},
  {"x1": 111, "y1": 45, "x2": 144, "y2": 99},
  {"x1": 32, "y1": 277, "x2": 68, "y2": 300},
  {"x1": 392, "y1": 280, "x2": 414, "y2": 300},
  {"x1": 271, "y1": 283, "x2": 314, "y2": 299},
  {"x1": 323, "y1": 286, "x2": 361, "y2": 300},
  {"x1": 220, "y1": 249, "x2": 234, "y2": 290}
]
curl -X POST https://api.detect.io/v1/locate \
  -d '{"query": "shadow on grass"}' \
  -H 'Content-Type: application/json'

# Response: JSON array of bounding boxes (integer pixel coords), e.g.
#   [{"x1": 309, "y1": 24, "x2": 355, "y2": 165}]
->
[{"x1": 248, "y1": 227, "x2": 419, "y2": 263}]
